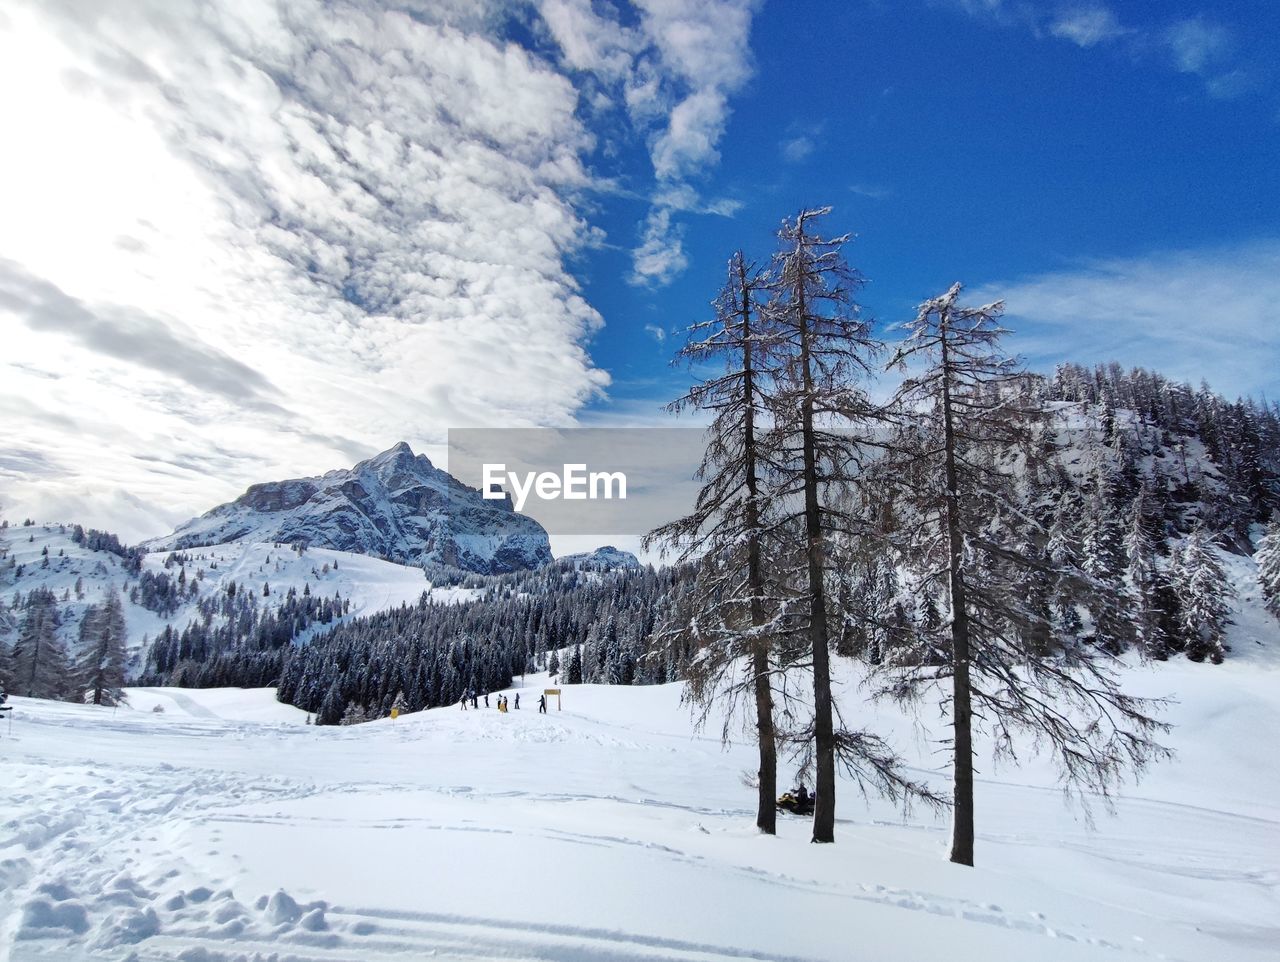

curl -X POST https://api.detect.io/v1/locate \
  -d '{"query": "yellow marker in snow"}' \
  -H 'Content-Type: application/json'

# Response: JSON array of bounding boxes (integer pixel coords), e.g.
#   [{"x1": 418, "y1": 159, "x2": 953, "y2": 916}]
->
[{"x1": 390, "y1": 707, "x2": 400, "y2": 720}]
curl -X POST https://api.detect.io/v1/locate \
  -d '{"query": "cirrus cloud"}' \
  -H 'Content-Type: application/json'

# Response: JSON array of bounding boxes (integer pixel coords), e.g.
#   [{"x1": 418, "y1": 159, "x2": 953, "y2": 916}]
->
[{"x1": 970, "y1": 239, "x2": 1280, "y2": 400}]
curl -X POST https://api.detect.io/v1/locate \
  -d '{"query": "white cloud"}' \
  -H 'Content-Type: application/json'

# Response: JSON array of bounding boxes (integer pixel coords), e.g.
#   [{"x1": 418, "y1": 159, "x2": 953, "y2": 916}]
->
[
  {"x1": 536, "y1": 0, "x2": 760, "y2": 286},
  {"x1": 652, "y1": 183, "x2": 742, "y2": 216},
  {"x1": 537, "y1": 0, "x2": 641, "y2": 81},
  {"x1": 643, "y1": 323, "x2": 667, "y2": 344},
  {"x1": 942, "y1": 2, "x2": 1256, "y2": 103},
  {"x1": 849, "y1": 183, "x2": 892, "y2": 199},
  {"x1": 1049, "y1": 5, "x2": 1126, "y2": 48},
  {"x1": 968, "y1": 240, "x2": 1280, "y2": 400},
  {"x1": 781, "y1": 135, "x2": 816, "y2": 163},
  {"x1": 630, "y1": 207, "x2": 688, "y2": 286},
  {"x1": 1164, "y1": 17, "x2": 1233, "y2": 75},
  {"x1": 0, "y1": 0, "x2": 612, "y2": 537}
]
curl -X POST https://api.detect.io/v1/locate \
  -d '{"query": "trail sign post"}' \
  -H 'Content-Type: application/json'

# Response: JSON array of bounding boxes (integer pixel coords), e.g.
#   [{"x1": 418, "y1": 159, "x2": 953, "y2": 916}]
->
[{"x1": 544, "y1": 688, "x2": 562, "y2": 711}]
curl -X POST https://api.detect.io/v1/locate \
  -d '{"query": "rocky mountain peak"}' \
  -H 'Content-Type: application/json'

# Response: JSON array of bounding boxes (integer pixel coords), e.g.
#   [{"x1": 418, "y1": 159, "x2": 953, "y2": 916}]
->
[{"x1": 148, "y1": 443, "x2": 551, "y2": 575}]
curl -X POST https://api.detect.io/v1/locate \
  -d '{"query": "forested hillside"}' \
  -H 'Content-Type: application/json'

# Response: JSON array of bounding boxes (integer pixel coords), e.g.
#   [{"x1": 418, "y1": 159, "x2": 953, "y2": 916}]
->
[
  {"x1": 277, "y1": 561, "x2": 691, "y2": 724},
  {"x1": 0, "y1": 532, "x2": 429, "y2": 701}
]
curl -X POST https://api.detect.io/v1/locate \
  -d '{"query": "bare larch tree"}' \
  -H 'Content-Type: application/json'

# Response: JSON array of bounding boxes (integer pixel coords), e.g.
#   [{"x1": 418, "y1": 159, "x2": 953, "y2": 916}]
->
[
  {"x1": 880, "y1": 283, "x2": 1168, "y2": 866},
  {"x1": 645, "y1": 251, "x2": 788, "y2": 834}
]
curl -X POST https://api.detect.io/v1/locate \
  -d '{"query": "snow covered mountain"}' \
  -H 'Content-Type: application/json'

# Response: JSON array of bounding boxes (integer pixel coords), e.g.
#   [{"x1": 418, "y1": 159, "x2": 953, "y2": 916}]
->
[
  {"x1": 556, "y1": 545, "x2": 642, "y2": 571},
  {"x1": 148, "y1": 442, "x2": 553, "y2": 575}
]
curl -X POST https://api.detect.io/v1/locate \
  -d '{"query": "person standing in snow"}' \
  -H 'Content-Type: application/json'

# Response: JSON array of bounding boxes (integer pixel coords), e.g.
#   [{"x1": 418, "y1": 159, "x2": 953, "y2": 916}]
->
[
  {"x1": 538, "y1": 694, "x2": 547, "y2": 714},
  {"x1": 484, "y1": 692, "x2": 489, "y2": 708},
  {"x1": 514, "y1": 693, "x2": 520, "y2": 710},
  {"x1": 460, "y1": 695, "x2": 467, "y2": 711}
]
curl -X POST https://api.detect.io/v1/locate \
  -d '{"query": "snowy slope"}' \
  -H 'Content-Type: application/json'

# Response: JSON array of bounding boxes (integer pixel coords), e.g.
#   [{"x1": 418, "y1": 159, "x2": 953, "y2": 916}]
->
[
  {"x1": 0, "y1": 525, "x2": 441, "y2": 659},
  {"x1": 3, "y1": 635, "x2": 1278, "y2": 962},
  {"x1": 147, "y1": 442, "x2": 553, "y2": 575},
  {"x1": 120, "y1": 687, "x2": 311, "y2": 724}
]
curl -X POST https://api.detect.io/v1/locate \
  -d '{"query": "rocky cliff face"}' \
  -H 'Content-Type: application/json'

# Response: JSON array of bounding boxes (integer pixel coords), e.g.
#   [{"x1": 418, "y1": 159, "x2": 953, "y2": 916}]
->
[{"x1": 149, "y1": 442, "x2": 552, "y2": 574}]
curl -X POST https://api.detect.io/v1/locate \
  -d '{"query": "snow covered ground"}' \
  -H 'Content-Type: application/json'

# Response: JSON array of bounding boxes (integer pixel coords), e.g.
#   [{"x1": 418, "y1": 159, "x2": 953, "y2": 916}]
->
[{"x1": 3, "y1": 648, "x2": 1278, "y2": 962}]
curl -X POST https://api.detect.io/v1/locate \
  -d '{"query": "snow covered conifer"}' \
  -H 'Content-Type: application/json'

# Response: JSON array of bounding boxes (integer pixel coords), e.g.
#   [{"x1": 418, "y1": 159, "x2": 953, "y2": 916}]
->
[
  {"x1": 1169, "y1": 527, "x2": 1233, "y2": 663},
  {"x1": 317, "y1": 680, "x2": 345, "y2": 725},
  {"x1": 0, "y1": 635, "x2": 13, "y2": 692},
  {"x1": 76, "y1": 593, "x2": 128, "y2": 706},
  {"x1": 12, "y1": 588, "x2": 71, "y2": 699},
  {"x1": 1256, "y1": 523, "x2": 1280, "y2": 621},
  {"x1": 1125, "y1": 489, "x2": 1168, "y2": 659}
]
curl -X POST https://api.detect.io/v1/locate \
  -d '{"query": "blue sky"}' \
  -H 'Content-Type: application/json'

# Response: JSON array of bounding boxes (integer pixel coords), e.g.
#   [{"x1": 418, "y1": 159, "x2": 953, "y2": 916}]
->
[
  {"x1": 0, "y1": 0, "x2": 1277, "y2": 540},
  {"x1": 576, "y1": 0, "x2": 1280, "y2": 415}
]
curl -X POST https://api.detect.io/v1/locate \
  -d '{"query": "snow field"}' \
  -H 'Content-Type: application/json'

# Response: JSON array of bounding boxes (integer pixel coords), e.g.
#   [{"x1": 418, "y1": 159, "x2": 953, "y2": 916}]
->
[{"x1": 2, "y1": 658, "x2": 1278, "y2": 962}]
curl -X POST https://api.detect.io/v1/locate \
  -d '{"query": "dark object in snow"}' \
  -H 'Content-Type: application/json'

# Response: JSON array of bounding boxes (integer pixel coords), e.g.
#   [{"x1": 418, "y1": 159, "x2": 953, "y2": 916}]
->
[{"x1": 776, "y1": 790, "x2": 814, "y2": 817}]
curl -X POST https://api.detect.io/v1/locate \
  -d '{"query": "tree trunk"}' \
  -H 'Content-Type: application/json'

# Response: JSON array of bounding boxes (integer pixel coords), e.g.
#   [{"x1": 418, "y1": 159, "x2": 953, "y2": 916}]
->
[
  {"x1": 940, "y1": 316, "x2": 975, "y2": 866},
  {"x1": 794, "y1": 282, "x2": 836, "y2": 844},
  {"x1": 741, "y1": 259, "x2": 777, "y2": 836}
]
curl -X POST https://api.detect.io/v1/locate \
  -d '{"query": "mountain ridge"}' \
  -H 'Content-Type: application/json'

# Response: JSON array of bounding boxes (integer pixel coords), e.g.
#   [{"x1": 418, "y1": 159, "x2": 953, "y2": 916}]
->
[{"x1": 146, "y1": 442, "x2": 552, "y2": 575}]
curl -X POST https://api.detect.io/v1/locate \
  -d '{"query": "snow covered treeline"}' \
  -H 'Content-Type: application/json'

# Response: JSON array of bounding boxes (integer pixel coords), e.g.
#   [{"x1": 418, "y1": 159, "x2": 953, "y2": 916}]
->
[
  {"x1": 136, "y1": 580, "x2": 350, "y2": 688},
  {"x1": 0, "y1": 586, "x2": 128, "y2": 704},
  {"x1": 644, "y1": 208, "x2": 1280, "y2": 861},
  {"x1": 0, "y1": 530, "x2": 359, "y2": 699},
  {"x1": 274, "y1": 562, "x2": 692, "y2": 724}
]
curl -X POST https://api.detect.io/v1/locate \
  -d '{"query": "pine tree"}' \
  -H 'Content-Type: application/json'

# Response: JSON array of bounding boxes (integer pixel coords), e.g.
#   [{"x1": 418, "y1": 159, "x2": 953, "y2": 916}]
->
[
  {"x1": 1257, "y1": 523, "x2": 1280, "y2": 621},
  {"x1": 76, "y1": 594, "x2": 129, "y2": 706},
  {"x1": 1169, "y1": 527, "x2": 1233, "y2": 663},
  {"x1": 317, "y1": 680, "x2": 345, "y2": 725},
  {"x1": 12, "y1": 589, "x2": 71, "y2": 699},
  {"x1": 1125, "y1": 488, "x2": 1167, "y2": 659},
  {"x1": 0, "y1": 625, "x2": 14, "y2": 692},
  {"x1": 881, "y1": 283, "x2": 1166, "y2": 866}
]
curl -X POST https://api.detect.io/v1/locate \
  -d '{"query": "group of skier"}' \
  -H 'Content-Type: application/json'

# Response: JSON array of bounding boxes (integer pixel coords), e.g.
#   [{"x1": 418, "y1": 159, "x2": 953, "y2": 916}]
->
[{"x1": 459, "y1": 689, "x2": 548, "y2": 713}]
